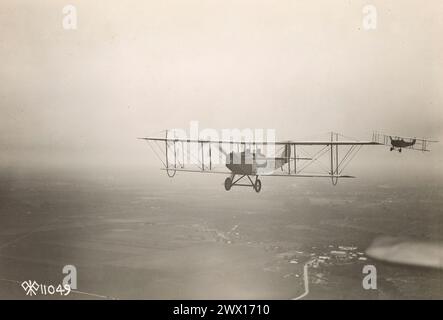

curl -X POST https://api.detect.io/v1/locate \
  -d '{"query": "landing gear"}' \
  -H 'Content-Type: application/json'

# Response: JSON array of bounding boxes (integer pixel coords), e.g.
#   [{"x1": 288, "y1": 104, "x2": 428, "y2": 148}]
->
[
  {"x1": 254, "y1": 178, "x2": 262, "y2": 193},
  {"x1": 398, "y1": 148, "x2": 402, "y2": 153},
  {"x1": 390, "y1": 147, "x2": 394, "y2": 151},
  {"x1": 224, "y1": 177, "x2": 232, "y2": 191},
  {"x1": 224, "y1": 174, "x2": 262, "y2": 193}
]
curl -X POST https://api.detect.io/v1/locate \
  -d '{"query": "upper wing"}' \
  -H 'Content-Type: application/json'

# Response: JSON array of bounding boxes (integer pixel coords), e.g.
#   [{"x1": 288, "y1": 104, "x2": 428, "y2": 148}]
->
[{"x1": 138, "y1": 137, "x2": 379, "y2": 146}]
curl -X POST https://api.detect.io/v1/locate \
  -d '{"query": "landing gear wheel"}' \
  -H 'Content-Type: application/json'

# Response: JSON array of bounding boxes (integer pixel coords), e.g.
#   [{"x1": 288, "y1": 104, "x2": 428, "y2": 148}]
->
[
  {"x1": 254, "y1": 179, "x2": 262, "y2": 193},
  {"x1": 390, "y1": 147, "x2": 394, "y2": 151},
  {"x1": 399, "y1": 149, "x2": 402, "y2": 153},
  {"x1": 224, "y1": 177, "x2": 232, "y2": 191}
]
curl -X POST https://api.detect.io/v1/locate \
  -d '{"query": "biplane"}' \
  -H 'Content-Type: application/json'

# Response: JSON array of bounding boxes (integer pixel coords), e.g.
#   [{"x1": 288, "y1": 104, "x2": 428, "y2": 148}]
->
[
  {"x1": 372, "y1": 132, "x2": 437, "y2": 153},
  {"x1": 140, "y1": 131, "x2": 436, "y2": 193}
]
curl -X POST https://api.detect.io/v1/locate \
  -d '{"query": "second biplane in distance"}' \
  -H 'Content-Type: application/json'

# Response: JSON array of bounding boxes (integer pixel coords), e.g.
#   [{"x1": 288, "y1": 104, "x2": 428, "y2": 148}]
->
[
  {"x1": 372, "y1": 132, "x2": 437, "y2": 153},
  {"x1": 140, "y1": 131, "x2": 436, "y2": 193}
]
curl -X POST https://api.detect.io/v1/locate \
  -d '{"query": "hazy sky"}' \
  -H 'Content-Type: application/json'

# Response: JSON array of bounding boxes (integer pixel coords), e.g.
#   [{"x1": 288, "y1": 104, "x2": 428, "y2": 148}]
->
[{"x1": 1, "y1": 0, "x2": 442, "y2": 172}]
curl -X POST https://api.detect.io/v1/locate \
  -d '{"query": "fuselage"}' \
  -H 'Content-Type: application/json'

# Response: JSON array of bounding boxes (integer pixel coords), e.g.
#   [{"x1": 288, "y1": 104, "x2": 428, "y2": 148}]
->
[
  {"x1": 225, "y1": 150, "x2": 265, "y2": 175},
  {"x1": 390, "y1": 137, "x2": 416, "y2": 148},
  {"x1": 225, "y1": 149, "x2": 287, "y2": 175}
]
